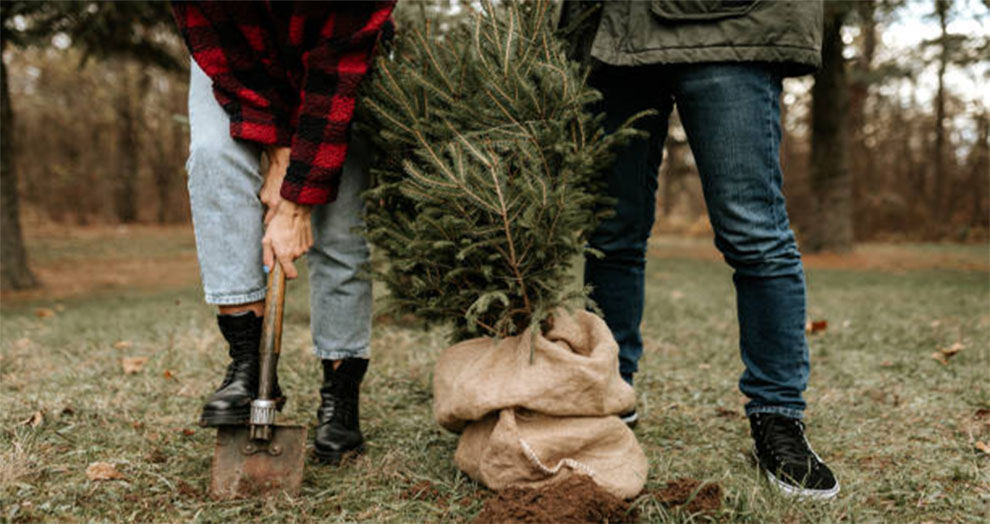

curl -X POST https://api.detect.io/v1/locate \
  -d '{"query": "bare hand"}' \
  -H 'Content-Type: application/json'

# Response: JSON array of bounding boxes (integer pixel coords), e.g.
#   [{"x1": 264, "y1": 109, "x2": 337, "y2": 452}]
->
[
  {"x1": 262, "y1": 200, "x2": 313, "y2": 279},
  {"x1": 260, "y1": 146, "x2": 291, "y2": 225}
]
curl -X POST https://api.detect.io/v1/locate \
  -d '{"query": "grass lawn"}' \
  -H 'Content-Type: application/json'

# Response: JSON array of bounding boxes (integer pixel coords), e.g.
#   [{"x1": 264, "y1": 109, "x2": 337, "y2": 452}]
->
[{"x1": 1, "y1": 226, "x2": 988, "y2": 522}]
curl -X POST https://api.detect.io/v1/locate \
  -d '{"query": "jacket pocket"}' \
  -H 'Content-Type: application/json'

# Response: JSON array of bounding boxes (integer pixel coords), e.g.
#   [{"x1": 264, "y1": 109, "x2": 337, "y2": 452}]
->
[{"x1": 650, "y1": 0, "x2": 759, "y2": 22}]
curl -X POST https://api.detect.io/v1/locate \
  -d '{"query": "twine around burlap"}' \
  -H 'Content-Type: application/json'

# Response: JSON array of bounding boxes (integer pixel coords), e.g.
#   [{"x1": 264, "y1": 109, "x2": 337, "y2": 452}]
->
[{"x1": 433, "y1": 310, "x2": 648, "y2": 499}]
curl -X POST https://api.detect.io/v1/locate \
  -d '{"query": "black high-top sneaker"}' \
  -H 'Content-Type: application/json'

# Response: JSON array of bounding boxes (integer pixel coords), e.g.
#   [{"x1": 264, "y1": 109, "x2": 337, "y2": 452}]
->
[
  {"x1": 314, "y1": 358, "x2": 368, "y2": 464},
  {"x1": 199, "y1": 312, "x2": 285, "y2": 427},
  {"x1": 749, "y1": 413, "x2": 839, "y2": 500}
]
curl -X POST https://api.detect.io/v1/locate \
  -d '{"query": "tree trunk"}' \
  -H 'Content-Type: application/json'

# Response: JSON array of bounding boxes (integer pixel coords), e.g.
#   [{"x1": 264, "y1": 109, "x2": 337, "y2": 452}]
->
[
  {"x1": 932, "y1": 0, "x2": 950, "y2": 224},
  {"x1": 144, "y1": 70, "x2": 174, "y2": 224},
  {"x1": 660, "y1": 137, "x2": 688, "y2": 218},
  {"x1": 968, "y1": 111, "x2": 989, "y2": 228},
  {"x1": 806, "y1": 1, "x2": 853, "y2": 253},
  {"x1": 0, "y1": 52, "x2": 40, "y2": 290},
  {"x1": 114, "y1": 61, "x2": 139, "y2": 223},
  {"x1": 849, "y1": 0, "x2": 876, "y2": 235}
]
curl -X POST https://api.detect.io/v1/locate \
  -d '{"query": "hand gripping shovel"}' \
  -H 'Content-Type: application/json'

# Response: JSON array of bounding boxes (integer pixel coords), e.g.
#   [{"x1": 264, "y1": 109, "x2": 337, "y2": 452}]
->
[{"x1": 208, "y1": 263, "x2": 306, "y2": 499}]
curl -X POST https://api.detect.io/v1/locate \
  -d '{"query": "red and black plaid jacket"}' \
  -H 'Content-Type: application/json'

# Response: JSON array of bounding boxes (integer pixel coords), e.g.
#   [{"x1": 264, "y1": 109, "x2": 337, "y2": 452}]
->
[{"x1": 172, "y1": 1, "x2": 395, "y2": 205}]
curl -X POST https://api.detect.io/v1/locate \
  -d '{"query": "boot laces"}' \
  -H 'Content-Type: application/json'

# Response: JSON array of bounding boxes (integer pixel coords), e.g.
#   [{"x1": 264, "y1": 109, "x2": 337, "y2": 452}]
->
[
  {"x1": 217, "y1": 357, "x2": 254, "y2": 389},
  {"x1": 320, "y1": 382, "x2": 358, "y2": 426}
]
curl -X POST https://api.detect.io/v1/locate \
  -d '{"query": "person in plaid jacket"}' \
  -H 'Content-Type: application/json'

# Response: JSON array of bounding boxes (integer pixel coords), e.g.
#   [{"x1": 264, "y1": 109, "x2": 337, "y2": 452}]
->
[{"x1": 173, "y1": 1, "x2": 395, "y2": 464}]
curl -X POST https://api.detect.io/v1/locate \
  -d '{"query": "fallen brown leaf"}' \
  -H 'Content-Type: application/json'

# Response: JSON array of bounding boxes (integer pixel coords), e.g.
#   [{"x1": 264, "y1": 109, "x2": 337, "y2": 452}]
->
[
  {"x1": 932, "y1": 342, "x2": 965, "y2": 365},
  {"x1": 808, "y1": 320, "x2": 828, "y2": 334},
  {"x1": 113, "y1": 340, "x2": 133, "y2": 350},
  {"x1": 670, "y1": 290, "x2": 685, "y2": 300},
  {"x1": 121, "y1": 357, "x2": 148, "y2": 374},
  {"x1": 180, "y1": 428, "x2": 195, "y2": 437},
  {"x1": 35, "y1": 308, "x2": 56, "y2": 318},
  {"x1": 14, "y1": 337, "x2": 32, "y2": 349},
  {"x1": 19, "y1": 411, "x2": 44, "y2": 428},
  {"x1": 975, "y1": 441, "x2": 990, "y2": 454},
  {"x1": 163, "y1": 370, "x2": 176, "y2": 381},
  {"x1": 86, "y1": 462, "x2": 125, "y2": 481},
  {"x1": 939, "y1": 342, "x2": 965, "y2": 358}
]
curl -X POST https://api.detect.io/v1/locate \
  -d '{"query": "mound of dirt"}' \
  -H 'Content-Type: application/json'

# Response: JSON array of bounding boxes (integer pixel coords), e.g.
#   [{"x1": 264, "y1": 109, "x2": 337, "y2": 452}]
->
[
  {"x1": 473, "y1": 474, "x2": 635, "y2": 523},
  {"x1": 652, "y1": 478, "x2": 722, "y2": 514}
]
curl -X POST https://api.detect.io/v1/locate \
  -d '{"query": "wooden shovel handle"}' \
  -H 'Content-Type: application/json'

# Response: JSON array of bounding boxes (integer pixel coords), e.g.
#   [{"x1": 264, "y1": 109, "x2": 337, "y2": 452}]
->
[{"x1": 257, "y1": 262, "x2": 286, "y2": 401}]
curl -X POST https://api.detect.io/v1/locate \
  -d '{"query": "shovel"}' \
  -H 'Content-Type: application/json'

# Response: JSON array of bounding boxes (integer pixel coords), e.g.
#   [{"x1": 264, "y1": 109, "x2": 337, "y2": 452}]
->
[{"x1": 208, "y1": 262, "x2": 307, "y2": 499}]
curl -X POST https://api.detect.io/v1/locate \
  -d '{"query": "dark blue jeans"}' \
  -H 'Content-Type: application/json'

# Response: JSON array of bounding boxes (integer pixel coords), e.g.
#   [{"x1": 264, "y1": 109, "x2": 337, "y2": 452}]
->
[{"x1": 586, "y1": 63, "x2": 809, "y2": 419}]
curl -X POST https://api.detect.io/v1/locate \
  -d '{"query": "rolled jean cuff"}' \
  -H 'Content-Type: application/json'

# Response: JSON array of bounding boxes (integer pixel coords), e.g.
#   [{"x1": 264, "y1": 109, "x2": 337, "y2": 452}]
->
[
  {"x1": 205, "y1": 288, "x2": 267, "y2": 306},
  {"x1": 745, "y1": 405, "x2": 804, "y2": 420},
  {"x1": 314, "y1": 346, "x2": 371, "y2": 361}
]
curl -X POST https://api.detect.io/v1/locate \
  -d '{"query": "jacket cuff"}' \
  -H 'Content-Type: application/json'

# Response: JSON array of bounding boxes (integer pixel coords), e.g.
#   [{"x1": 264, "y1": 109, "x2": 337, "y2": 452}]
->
[{"x1": 227, "y1": 105, "x2": 294, "y2": 147}]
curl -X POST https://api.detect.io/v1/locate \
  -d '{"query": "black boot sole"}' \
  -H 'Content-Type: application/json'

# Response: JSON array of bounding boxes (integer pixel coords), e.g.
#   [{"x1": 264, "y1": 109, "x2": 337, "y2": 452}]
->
[
  {"x1": 198, "y1": 396, "x2": 287, "y2": 428},
  {"x1": 313, "y1": 443, "x2": 364, "y2": 465},
  {"x1": 199, "y1": 407, "x2": 250, "y2": 427}
]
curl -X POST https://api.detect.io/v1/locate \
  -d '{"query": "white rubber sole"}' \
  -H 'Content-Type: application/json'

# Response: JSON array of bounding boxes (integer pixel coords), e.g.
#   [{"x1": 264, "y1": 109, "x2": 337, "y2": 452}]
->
[
  {"x1": 765, "y1": 469, "x2": 840, "y2": 500},
  {"x1": 753, "y1": 448, "x2": 840, "y2": 500}
]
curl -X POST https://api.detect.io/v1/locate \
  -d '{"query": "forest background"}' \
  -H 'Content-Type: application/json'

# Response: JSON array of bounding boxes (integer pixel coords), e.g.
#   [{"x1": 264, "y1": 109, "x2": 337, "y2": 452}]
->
[
  {"x1": 0, "y1": 2, "x2": 987, "y2": 522},
  {"x1": 1, "y1": 0, "x2": 987, "y2": 291}
]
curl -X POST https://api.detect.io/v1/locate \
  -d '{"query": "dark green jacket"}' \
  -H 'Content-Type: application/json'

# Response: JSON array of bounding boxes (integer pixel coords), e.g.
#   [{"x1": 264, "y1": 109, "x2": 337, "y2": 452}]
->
[{"x1": 562, "y1": 1, "x2": 822, "y2": 77}]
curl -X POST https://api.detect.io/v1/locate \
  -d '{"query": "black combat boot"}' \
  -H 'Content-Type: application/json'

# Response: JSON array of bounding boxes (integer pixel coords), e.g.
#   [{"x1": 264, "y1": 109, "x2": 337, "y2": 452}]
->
[
  {"x1": 199, "y1": 312, "x2": 284, "y2": 427},
  {"x1": 313, "y1": 358, "x2": 368, "y2": 464}
]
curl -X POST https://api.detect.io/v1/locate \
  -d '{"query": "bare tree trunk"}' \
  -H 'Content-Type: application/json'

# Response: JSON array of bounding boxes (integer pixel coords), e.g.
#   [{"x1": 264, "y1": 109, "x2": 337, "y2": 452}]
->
[
  {"x1": 968, "y1": 111, "x2": 989, "y2": 228},
  {"x1": 114, "y1": 61, "x2": 139, "y2": 223},
  {"x1": 142, "y1": 70, "x2": 174, "y2": 224},
  {"x1": 660, "y1": 137, "x2": 689, "y2": 218},
  {"x1": 932, "y1": 0, "x2": 950, "y2": 223},
  {"x1": 806, "y1": 1, "x2": 853, "y2": 253},
  {"x1": 1, "y1": 51, "x2": 40, "y2": 290},
  {"x1": 849, "y1": 0, "x2": 876, "y2": 236}
]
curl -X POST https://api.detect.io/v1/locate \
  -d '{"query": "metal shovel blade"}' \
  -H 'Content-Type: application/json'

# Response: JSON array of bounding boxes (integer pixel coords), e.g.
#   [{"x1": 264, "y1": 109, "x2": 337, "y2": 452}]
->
[{"x1": 208, "y1": 424, "x2": 307, "y2": 500}]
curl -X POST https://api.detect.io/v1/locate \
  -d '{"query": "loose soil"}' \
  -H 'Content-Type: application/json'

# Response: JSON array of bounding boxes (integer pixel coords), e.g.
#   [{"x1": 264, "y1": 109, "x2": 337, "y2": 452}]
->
[
  {"x1": 473, "y1": 475, "x2": 634, "y2": 524},
  {"x1": 401, "y1": 480, "x2": 447, "y2": 505},
  {"x1": 651, "y1": 478, "x2": 722, "y2": 515}
]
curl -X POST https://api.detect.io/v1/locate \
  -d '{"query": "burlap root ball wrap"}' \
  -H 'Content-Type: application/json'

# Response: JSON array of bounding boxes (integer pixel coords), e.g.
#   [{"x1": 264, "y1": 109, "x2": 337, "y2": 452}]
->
[{"x1": 433, "y1": 310, "x2": 648, "y2": 499}]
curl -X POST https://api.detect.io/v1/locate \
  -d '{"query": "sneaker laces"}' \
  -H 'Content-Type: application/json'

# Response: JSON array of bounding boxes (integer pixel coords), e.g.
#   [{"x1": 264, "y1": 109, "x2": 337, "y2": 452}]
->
[{"x1": 759, "y1": 417, "x2": 819, "y2": 469}]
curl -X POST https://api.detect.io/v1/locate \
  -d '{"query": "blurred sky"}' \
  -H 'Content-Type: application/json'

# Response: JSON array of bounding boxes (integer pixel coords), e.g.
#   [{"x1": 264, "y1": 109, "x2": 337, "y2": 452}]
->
[{"x1": 879, "y1": 0, "x2": 988, "y2": 107}]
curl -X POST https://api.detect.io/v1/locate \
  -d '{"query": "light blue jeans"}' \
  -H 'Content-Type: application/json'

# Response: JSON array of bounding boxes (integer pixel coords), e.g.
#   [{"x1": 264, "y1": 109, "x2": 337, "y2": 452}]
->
[{"x1": 186, "y1": 61, "x2": 372, "y2": 360}]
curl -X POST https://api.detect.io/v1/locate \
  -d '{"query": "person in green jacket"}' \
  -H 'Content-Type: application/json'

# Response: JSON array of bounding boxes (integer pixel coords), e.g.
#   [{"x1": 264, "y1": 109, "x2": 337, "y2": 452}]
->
[{"x1": 563, "y1": 1, "x2": 838, "y2": 499}]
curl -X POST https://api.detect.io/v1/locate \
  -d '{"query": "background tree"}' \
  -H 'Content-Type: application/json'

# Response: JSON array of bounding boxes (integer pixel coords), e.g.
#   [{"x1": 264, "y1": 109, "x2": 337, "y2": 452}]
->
[
  {"x1": 0, "y1": 1, "x2": 183, "y2": 289},
  {"x1": 1, "y1": 5, "x2": 37, "y2": 289},
  {"x1": 806, "y1": 1, "x2": 854, "y2": 253}
]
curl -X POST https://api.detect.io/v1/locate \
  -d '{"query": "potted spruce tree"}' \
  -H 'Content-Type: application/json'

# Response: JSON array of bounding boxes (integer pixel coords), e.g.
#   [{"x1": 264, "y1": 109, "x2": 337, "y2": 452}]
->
[{"x1": 361, "y1": 0, "x2": 648, "y2": 499}]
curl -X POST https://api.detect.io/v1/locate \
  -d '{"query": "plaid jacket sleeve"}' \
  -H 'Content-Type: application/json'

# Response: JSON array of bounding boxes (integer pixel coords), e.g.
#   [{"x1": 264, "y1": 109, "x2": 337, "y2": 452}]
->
[
  {"x1": 281, "y1": 2, "x2": 395, "y2": 205},
  {"x1": 172, "y1": 2, "x2": 395, "y2": 205},
  {"x1": 172, "y1": 2, "x2": 297, "y2": 147}
]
